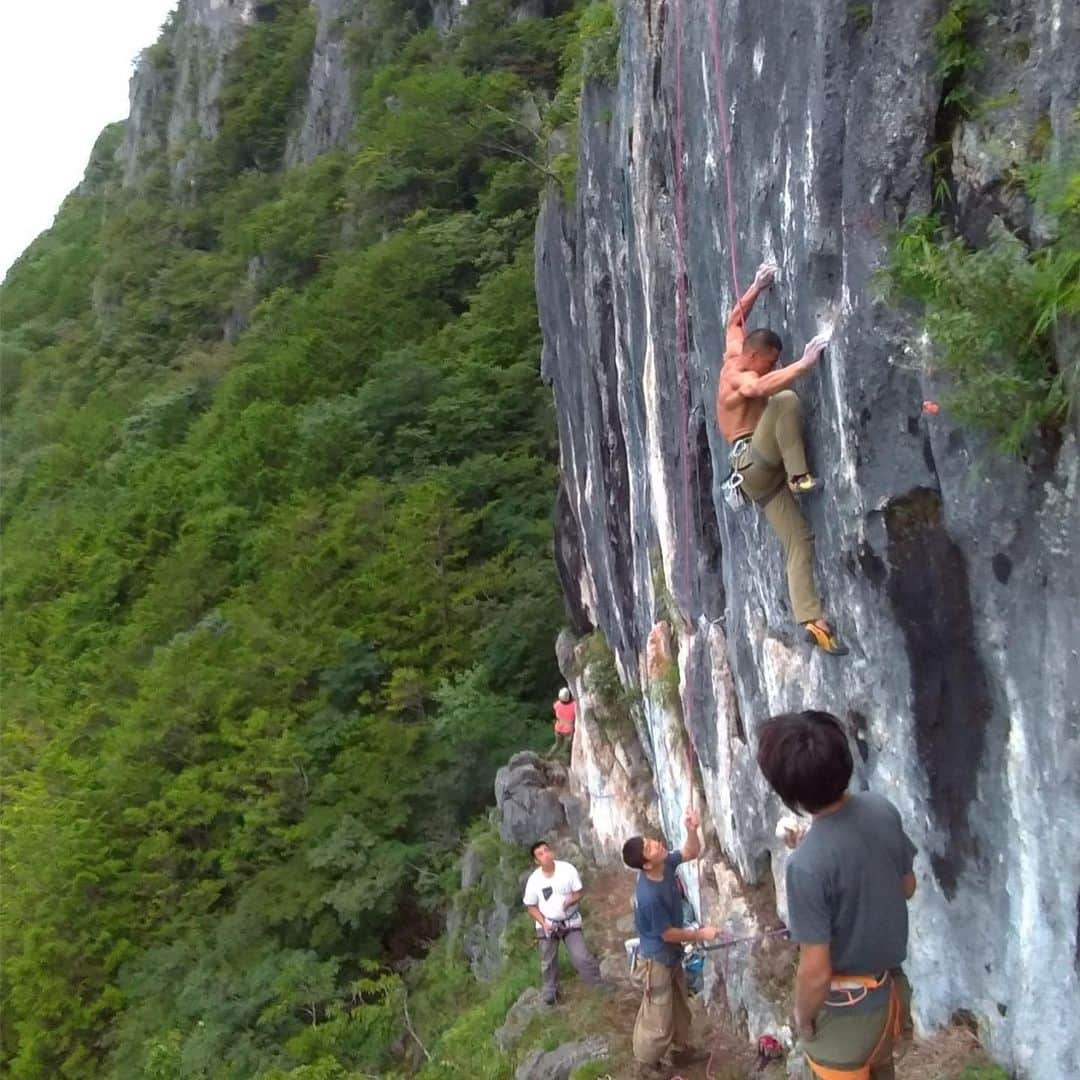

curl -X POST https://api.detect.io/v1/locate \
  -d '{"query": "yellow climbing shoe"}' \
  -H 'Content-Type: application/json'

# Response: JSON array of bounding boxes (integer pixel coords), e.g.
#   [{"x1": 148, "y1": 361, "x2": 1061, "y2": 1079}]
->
[
  {"x1": 789, "y1": 474, "x2": 820, "y2": 495},
  {"x1": 805, "y1": 622, "x2": 849, "y2": 656}
]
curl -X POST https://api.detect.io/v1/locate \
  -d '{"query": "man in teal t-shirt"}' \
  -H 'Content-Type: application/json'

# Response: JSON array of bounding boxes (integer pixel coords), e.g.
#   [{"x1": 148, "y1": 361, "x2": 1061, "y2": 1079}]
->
[{"x1": 621, "y1": 809, "x2": 720, "y2": 1079}]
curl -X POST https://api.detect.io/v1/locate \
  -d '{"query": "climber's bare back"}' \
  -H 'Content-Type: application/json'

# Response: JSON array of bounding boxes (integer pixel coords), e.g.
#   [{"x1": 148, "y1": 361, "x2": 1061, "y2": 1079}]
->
[{"x1": 716, "y1": 349, "x2": 766, "y2": 444}]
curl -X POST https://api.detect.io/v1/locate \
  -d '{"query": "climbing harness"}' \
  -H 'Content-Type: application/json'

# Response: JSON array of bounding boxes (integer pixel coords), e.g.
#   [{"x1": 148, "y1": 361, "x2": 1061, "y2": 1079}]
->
[
  {"x1": 535, "y1": 904, "x2": 583, "y2": 941},
  {"x1": 805, "y1": 972, "x2": 903, "y2": 1080}
]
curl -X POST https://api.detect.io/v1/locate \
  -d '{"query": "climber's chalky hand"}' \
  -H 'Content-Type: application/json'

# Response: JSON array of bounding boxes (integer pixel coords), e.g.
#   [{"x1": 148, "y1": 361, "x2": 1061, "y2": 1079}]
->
[
  {"x1": 801, "y1": 331, "x2": 831, "y2": 366},
  {"x1": 684, "y1": 807, "x2": 700, "y2": 831},
  {"x1": 753, "y1": 261, "x2": 778, "y2": 290}
]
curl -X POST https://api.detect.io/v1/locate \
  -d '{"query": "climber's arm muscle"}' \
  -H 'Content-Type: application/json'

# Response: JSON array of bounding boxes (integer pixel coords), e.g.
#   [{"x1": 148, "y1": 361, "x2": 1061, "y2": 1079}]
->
[{"x1": 739, "y1": 359, "x2": 810, "y2": 399}]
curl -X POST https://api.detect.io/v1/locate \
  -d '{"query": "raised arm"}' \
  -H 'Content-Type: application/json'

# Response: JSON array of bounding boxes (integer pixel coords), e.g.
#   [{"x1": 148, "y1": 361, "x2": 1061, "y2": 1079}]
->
[
  {"x1": 736, "y1": 332, "x2": 829, "y2": 400},
  {"x1": 680, "y1": 807, "x2": 702, "y2": 862},
  {"x1": 725, "y1": 262, "x2": 777, "y2": 353}
]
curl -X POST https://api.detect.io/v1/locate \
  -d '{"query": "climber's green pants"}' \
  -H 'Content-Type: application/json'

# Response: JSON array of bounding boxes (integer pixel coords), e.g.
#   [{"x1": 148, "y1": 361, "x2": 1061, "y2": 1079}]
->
[
  {"x1": 801, "y1": 972, "x2": 913, "y2": 1080},
  {"x1": 735, "y1": 390, "x2": 823, "y2": 625}
]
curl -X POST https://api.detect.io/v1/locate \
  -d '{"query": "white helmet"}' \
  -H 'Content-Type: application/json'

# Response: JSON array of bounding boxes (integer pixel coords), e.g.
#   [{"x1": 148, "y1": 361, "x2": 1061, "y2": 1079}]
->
[{"x1": 558, "y1": 687, "x2": 572, "y2": 703}]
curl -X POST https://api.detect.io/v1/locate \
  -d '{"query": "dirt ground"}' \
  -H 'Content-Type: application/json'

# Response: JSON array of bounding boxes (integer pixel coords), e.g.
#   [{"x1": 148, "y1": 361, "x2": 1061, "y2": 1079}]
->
[{"x1": 549, "y1": 867, "x2": 1001, "y2": 1080}]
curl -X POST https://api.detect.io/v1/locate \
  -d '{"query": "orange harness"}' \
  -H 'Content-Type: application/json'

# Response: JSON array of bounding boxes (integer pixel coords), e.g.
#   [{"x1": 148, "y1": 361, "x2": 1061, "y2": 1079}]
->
[{"x1": 806, "y1": 973, "x2": 902, "y2": 1080}]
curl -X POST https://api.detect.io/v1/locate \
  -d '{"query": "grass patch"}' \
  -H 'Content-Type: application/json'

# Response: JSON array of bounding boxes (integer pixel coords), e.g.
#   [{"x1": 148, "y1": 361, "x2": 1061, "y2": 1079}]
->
[
  {"x1": 570, "y1": 1061, "x2": 615, "y2": 1080},
  {"x1": 848, "y1": 3, "x2": 873, "y2": 32},
  {"x1": 543, "y1": 2, "x2": 621, "y2": 202},
  {"x1": 579, "y1": 1, "x2": 619, "y2": 84},
  {"x1": 648, "y1": 657, "x2": 681, "y2": 712},
  {"x1": 933, "y1": 0, "x2": 987, "y2": 117},
  {"x1": 413, "y1": 952, "x2": 535, "y2": 1079},
  {"x1": 576, "y1": 631, "x2": 640, "y2": 731}
]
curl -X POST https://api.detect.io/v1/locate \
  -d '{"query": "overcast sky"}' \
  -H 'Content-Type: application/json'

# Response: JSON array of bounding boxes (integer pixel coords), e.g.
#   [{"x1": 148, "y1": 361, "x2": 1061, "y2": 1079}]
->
[{"x1": 1, "y1": 1, "x2": 178, "y2": 278}]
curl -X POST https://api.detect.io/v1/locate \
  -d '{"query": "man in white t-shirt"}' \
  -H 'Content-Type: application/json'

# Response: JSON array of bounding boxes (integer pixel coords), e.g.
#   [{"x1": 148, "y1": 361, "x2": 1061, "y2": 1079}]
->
[{"x1": 523, "y1": 841, "x2": 605, "y2": 1004}]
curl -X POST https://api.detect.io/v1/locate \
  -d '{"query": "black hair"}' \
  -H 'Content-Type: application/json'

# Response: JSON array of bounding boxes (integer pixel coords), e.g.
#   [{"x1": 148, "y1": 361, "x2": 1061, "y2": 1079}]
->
[
  {"x1": 744, "y1": 328, "x2": 784, "y2": 354},
  {"x1": 622, "y1": 835, "x2": 646, "y2": 870},
  {"x1": 755, "y1": 710, "x2": 853, "y2": 813},
  {"x1": 530, "y1": 840, "x2": 550, "y2": 860}
]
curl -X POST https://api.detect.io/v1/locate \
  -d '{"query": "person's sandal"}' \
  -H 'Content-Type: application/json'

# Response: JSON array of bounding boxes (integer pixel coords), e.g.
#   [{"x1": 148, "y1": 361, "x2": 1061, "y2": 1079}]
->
[{"x1": 805, "y1": 622, "x2": 849, "y2": 656}]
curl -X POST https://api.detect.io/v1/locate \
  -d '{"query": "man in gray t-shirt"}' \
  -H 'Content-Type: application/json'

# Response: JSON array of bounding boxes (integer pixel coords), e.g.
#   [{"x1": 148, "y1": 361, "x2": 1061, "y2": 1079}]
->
[{"x1": 757, "y1": 710, "x2": 916, "y2": 1080}]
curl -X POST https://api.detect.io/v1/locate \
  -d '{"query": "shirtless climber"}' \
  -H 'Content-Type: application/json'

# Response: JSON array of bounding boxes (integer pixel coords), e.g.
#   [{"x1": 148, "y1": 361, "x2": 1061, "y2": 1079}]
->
[{"x1": 716, "y1": 262, "x2": 848, "y2": 655}]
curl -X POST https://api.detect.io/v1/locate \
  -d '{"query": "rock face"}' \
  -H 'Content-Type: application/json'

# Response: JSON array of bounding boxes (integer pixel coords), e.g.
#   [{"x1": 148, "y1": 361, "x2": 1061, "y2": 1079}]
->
[
  {"x1": 120, "y1": 0, "x2": 256, "y2": 187},
  {"x1": 535, "y1": 2, "x2": 1080, "y2": 1078},
  {"x1": 115, "y1": 0, "x2": 492, "y2": 188},
  {"x1": 119, "y1": 0, "x2": 359, "y2": 187},
  {"x1": 494, "y1": 987, "x2": 549, "y2": 1052},
  {"x1": 514, "y1": 1036, "x2": 608, "y2": 1080},
  {"x1": 285, "y1": 0, "x2": 356, "y2": 166},
  {"x1": 446, "y1": 823, "x2": 523, "y2": 981},
  {"x1": 495, "y1": 752, "x2": 569, "y2": 845}
]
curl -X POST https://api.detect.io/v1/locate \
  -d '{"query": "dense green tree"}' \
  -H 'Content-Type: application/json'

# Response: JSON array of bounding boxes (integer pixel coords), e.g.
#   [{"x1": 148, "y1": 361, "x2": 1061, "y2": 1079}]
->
[{"x1": 0, "y1": 1, "x2": 606, "y2": 1076}]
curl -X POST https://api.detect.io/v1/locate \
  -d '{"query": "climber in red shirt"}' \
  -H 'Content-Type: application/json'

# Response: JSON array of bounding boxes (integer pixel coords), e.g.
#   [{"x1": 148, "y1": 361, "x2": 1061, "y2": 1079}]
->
[{"x1": 549, "y1": 687, "x2": 576, "y2": 759}]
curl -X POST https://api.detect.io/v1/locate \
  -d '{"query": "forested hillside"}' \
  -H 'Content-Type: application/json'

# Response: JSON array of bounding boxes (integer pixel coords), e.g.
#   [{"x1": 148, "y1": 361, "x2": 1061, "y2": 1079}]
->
[{"x1": 0, "y1": 3, "x2": 615, "y2": 1077}]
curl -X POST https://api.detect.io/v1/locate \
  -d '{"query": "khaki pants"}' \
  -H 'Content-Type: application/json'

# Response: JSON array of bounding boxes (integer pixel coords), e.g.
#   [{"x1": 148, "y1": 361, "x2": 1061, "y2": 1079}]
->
[
  {"x1": 737, "y1": 390, "x2": 823, "y2": 625},
  {"x1": 633, "y1": 958, "x2": 692, "y2": 1066},
  {"x1": 803, "y1": 972, "x2": 913, "y2": 1080}
]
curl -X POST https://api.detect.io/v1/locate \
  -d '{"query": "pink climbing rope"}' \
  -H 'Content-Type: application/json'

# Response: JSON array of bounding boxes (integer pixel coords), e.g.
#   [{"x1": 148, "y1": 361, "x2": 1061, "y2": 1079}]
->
[
  {"x1": 671, "y1": 0, "x2": 705, "y2": 914},
  {"x1": 706, "y1": 0, "x2": 745, "y2": 309},
  {"x1": 670, "y1": 0, "x2": 748, "y2": 809},
  {"x1": 669, "y1": 4, "x2": 750, "y2": 1074},
  {"x1": 671, "y1": 0, "x2": 695, "y2": 646}
]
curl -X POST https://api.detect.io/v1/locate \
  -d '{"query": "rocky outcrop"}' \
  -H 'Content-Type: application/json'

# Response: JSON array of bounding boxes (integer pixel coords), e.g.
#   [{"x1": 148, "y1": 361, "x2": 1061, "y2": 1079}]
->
[
  {"x1": 514, "y1": 1036, "x2": 608, "y2": 1080},
  {"x1": 446, "y1": 821, "x2": 523, "y2": 980},
  {"x1": 494, "y1": 987, "x2": 549, "y2": 1053},
  {"x1": 118, "y1": 0, "x2": 360, "y2": 188},
  {"x1": 285, "y1": 0, "x2": 355, "y2": 165},
  {"x1": 537, "y1": 2, "x2": 1080, "y2": 1078},
  {"x1": 495, "y1": 752, "x2": 570, "y2": 846},
  {"x1": 120, "y1": 0, "x2": 255, "y2": 188},
  {"x1": 115, "y1": 0, "x2": 491, "y2": 190}
]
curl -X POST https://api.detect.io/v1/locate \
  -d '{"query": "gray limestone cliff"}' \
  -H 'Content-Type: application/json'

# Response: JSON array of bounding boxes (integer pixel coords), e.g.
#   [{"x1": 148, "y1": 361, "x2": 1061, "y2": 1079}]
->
[
  {"x1": 120, "y1": 0, "x2": 254, "y2": 188},
  {"x1": 118, "y1": 0, "x2": 360, "y2": 188},
  {"x1": 536, "y1": 2, "x2": 1080, "y2": 1078},
  {"x1": 284, "y1": 0, "x2": 357, "y2": 166}
]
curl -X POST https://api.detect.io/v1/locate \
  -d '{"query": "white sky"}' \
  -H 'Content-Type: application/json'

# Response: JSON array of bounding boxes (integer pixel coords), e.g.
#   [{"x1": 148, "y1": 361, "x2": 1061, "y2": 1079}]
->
[{"x1": 1, "y1": 1, "x2": 178, "y2": 278}]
